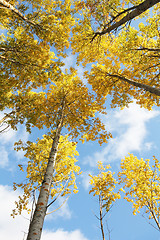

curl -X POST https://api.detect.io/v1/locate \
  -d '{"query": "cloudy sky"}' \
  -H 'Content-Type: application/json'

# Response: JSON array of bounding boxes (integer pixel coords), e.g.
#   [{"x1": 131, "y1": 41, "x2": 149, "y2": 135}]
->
[{"x1": 0, "y1": 98, "x2": 160, "y2": 240}]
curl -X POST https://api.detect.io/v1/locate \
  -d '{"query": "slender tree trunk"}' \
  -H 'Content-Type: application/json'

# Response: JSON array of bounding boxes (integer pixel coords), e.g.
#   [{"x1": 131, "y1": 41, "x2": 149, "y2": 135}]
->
[
  {"x1": 147, "y1": 201, "x2": 160, "y2": 230},
  {"x1": 98, "y1": 0, "x2": 160, "y2": 35},
  {"x1": 26, "y1": 101, "x2": 65, "y2": 240},
  {"x1": 107, "y1": 73, "x2": 160, "y2": 97},
  {"x1": 99, "y1": 195, "x2": 105, "y2": 240}
]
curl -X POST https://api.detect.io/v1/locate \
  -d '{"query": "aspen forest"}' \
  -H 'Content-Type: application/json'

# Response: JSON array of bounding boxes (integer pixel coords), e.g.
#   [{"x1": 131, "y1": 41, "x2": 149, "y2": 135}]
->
[{"x1": 0, "y1": 1, "x2": 160, "y2": 240}]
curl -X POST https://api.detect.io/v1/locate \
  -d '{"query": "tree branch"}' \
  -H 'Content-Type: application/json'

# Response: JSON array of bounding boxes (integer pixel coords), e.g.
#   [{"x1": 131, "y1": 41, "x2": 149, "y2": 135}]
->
[
  {"x1": 107, "y1": 73, "x2": 160, "y2": 97},
  {"x1": 0, "y1": 0, "x2": 39, "y2": 27},
  {"x1": 133, "y1": 47, "x2": 160, "y2": 52},
  {"x1": 93, "y1": 0, "x2": 160, "y2": 37}
]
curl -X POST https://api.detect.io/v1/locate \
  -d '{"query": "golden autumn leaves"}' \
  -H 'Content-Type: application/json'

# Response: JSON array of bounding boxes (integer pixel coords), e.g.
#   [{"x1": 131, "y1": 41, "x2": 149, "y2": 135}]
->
[
  {"x1": 89, "y1": 162, "x2": 121, "y2": 212},
  {"x1": 0, "y1": 0, "x2": 160, "y2": 237},
  {"x1": 119, "y1": 155, "x2": 160, "y2": 228},
  {"x1": 72, "y1": 1, "x2": 160, "y2": 109},
  {"x1": 12, "y1": 135, "x2": 81, "y2": 217},
  {"x1": 13, "y1": 135, "x2": 160, "y2": 230},
  {"x1": 9, "y1": 70, "x2": 111, "y2": 228},
  {"x1": 7, "y1": 71, "x2": 111, "y2": 142},
  {"x1": 89, "y1": 156, "x2": 160, "y2": 230}
]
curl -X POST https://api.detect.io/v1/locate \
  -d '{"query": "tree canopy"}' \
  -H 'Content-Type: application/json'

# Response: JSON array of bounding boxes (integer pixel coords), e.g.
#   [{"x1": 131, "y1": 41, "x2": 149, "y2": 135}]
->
[{"x1": 0, "y1": 0, "x2": 160, "y2": 239}]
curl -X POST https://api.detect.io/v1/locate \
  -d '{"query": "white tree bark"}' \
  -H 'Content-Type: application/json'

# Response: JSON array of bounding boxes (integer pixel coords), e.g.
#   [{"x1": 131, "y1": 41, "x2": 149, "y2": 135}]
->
[{"x1": 26, "y1": 100, "x2": 65, "y2": 240}]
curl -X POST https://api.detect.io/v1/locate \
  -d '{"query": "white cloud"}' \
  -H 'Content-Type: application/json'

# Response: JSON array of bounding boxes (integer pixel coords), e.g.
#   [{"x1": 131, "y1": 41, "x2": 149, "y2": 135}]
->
[
  {"x1": 0, "y1": 123, "x2": 29, "y2": 147},
  {"x1": 0, "y1": 126, "x2": 29, "y2": 149},
  {"x1": 77, "y1": 65, "x2": 86, "y2": 83},
  {"x1": 0, "y1": 185, "x2": 88, "y2": 240},
  {"x1": 0, "y1": 111, "x2": 29, "y2": 167},
  {"x1": 0, "y1": 185, "x2": 30, "y2": 240},
  {"x1": 0, "y1": 128, "x2": 17, "y2": 143},
  {"x1": 81, "y1": 171, "x2": 92, "y2": 190},
  {"x1": 144, "y1": 142, "x2": 153, "y2": 150},
  {"x1": 42, "y1": 229, "x2": 88, "y2": 240},
  {"x1": 85, "y1": 102, "x2": 159, "y2": 166}
]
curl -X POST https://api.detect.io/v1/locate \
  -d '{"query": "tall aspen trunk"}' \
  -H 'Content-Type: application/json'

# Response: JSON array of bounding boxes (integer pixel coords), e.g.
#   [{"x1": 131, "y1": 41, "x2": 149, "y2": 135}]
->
[
  {"x1": 108, "y1": 74, "x2": 160, "y2": 97},
  {"x1": 26, "y1": 101, "x2": 65, "y2": 240}
]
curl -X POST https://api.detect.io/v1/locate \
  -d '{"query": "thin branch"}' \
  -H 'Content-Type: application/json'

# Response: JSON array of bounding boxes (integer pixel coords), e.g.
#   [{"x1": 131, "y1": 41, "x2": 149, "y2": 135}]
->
[
  {"x1": 46, "y1": 197, "x2": 57, "y2": 209},
  {"x1": 47, "y1": 177, "x2": 70, "y2": 209},
  {"x1": 142, "y1": 213, "x2": 160, "y2": 231},
  {"x1": 46, "y1": 196, "x2": 69, "y2": 215},
  {"x1": 142, "y1": 62, "x2": 160, "y2": 73},
  {"x1": 106, "y1": 220, "x2": 112, "y2": 240},
  {"x1": 22, "y1": 231, "x2": 27, "y2": 240},
  {"x1": 0, "y1": 124, "x2": 10, "y2": 133},
  {"x1": 0, "y1": 110, "x2": 15, "y2": 124},
  {"x1": 0, "y1": 54, "x2": 45, "y2": 68}
]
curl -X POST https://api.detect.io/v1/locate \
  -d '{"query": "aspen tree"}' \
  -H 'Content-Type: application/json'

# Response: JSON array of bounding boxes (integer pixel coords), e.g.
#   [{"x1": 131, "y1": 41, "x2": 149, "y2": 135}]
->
[
  {"x1": 119, "y1": 154, "x2": 160, "y2": 231},
  {"x1": 10, "y1": 71, "x2": 111, "y2": 239},
  {"x1": 0, "y1": 1, "x2": 159, "y2": 238},
  {"x1": 89, "y1": 162, "x2": 120, "y2": 240},
  {"x1": 72, "y1": 1, "x2": 160, "y2": 109},
  {"x1": 0, "y1": 0, "x2": 74, "y2": 110}
]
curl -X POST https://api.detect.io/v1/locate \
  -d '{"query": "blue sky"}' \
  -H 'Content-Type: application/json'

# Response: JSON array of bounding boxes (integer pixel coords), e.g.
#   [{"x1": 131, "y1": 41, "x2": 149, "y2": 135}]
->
[{"x1": 0, "y1": 95, "x2": 160, "y2": 240}]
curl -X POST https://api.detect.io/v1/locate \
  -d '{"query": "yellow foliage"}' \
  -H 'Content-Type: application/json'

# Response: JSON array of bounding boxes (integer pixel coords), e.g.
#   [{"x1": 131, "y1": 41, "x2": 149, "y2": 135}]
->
[
  {"x1": 89, "y1": 161, "x2": 121, "y2": 212},
  {"x1": 12, "y1": 134, "x2": 81, "y2": 216},
  {"x1": 0, "y1": 0, "x2": 75, "y2": 110},
  {"x1": 72, "y1": 1, "x2": 160, "y2": 109},
  {"x1": 7, "y1": 71, "x2": 111, "y2": 144},
  {"x1": 0, "y1": 0, "x2": 159, "y2": 227},
  {"x1": 119, "y1": 154, "x2": 160, "y2": 225}
]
